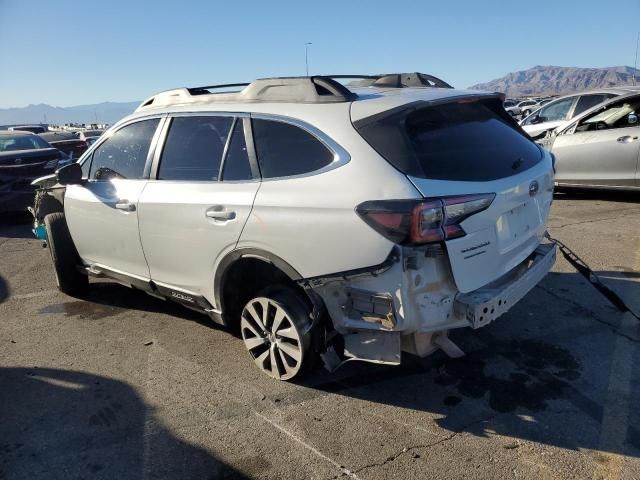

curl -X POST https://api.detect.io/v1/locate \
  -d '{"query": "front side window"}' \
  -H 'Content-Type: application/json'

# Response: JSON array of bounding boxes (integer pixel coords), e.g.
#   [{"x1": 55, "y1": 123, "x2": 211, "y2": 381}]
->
[
  {"x1": 89, "y1": 119, "x2": 159, "y2": 180},
  {"x1": 158, "y1": 116, "x2": 233, "y2": 181},
  {"x1": 252, "y1": 119, "x2": 334, "y2": 179},
  {"x1": 575, "y1": 96, "x2": 640, "y2": 133},
  {"x1": 528, "y1": 97, "x2": 576, "y2": 124}
]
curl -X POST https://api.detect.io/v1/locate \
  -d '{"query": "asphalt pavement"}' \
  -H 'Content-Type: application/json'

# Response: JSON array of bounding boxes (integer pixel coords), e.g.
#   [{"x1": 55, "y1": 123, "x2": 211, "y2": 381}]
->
[{"x1": 1, "y1": 191, "x2": 639, "y2": 480}]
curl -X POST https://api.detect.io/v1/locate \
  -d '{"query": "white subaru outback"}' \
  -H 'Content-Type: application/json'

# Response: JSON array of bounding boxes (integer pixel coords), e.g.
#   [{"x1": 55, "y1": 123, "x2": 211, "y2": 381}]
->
[{"x1": 33, "y1": 73, "x2": 556, "y2": 381}]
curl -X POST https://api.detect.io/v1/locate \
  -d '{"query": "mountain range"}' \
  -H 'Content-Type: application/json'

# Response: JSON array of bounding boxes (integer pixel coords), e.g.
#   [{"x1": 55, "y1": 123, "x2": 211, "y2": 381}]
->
[
  {"x1": 2, "y1": 66, "x2": 639, "y2": 125},
  {"x1": 469, "y1": 65, "x2": 640, "y2": 97},
  {"x1": 0, "y1": 101, "x2": 139, "y2": 127}
]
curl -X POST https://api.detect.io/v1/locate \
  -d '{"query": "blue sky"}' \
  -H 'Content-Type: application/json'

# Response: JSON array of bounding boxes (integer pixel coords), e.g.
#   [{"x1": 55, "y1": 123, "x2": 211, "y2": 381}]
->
[{"x1": 1, "y1": 0, "x2": 639, "y2": 108}]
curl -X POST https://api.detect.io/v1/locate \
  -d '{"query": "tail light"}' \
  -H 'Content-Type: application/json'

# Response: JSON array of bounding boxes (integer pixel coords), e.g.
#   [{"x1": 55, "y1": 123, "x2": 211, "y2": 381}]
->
[{"x1": 356, "y1": 194, "x2": 495, "y2": 245}]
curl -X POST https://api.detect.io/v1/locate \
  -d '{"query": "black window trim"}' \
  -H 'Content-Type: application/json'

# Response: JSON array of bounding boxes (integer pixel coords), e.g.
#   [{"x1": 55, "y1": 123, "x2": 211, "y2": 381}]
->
[
  {"x1": 562, "y1": 93, "x2": 640, "y2": 135},
  {"x1": 572, "y1": 93, "x2": 610, "y2": 118},
  {"x1": 249, "y1": 112, "x2": 350, "y2": 182},
  {"x1": 534, "y1": 95, "x2": 578, "y2": 124},
  {"x1": 84, "y1": 115, "x2": 167, "y2": 182}
]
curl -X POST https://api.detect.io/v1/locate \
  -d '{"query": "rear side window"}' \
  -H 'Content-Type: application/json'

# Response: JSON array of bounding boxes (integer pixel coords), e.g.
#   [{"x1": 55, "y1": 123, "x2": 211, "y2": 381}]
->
[
  {"x1": 252, "y1": 119, "x2": 334, "y2": 178},
  {"x1": 573, "y1": 94, "x2": 609, "y2": 117},
  {"x1": 90, "y1": 118, "x2": 159, "y2": 180},
  {"x1": 159, "y1": 116, "x2": 232, "y2": 181},
  {"x1": 221, "y1": 119, "x2": 253, "y2": 181},
  {"x1": 355, "y1": 99, "x2": 542, "y2": 182}
]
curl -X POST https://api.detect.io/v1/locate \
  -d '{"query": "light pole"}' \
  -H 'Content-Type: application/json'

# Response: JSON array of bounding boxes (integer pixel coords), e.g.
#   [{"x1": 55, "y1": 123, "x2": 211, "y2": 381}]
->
[
  {"x1": 305, "y1": 42, "x2": 312, "y2": 76},
  {"x1": 634, "y1": 32, "x2": 639, "y2": 86}
]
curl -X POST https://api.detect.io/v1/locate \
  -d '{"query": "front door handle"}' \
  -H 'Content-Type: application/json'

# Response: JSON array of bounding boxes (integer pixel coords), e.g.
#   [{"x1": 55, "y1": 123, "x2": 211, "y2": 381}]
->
[
  {"x1": 617, "y1": 135, "x2": 639, "y2": 143},
  {"x1": 205, "y1": 206, "x2": 236, "y2": 221},
  {"x1": 115, "y1": 200, "x2": 136, "y2": 212}
]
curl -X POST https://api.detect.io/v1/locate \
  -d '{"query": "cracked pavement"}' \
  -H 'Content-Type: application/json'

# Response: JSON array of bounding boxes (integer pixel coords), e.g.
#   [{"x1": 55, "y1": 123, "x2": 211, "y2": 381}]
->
[{"x1": 1, "y1": 190, "x2": 640, "y2": 480}]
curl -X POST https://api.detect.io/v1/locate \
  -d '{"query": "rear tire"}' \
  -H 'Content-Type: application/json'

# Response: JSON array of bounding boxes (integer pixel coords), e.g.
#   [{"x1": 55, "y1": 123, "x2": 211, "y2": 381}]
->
[
  {"x1": 240, "y1": 286, "x2": 317, "y2": 381},
  {"x1": 44, "y1": 212, "x2": 88, "y2": 296}
]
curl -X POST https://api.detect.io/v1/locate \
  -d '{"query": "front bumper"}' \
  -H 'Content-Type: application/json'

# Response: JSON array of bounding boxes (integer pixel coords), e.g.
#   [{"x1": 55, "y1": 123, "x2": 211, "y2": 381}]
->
[{"x1": 454, "y1": 243, "x2": 556, "y2": 329}]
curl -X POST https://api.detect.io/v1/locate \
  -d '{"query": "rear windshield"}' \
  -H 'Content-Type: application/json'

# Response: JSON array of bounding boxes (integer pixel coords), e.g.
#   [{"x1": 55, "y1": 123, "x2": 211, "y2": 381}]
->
[
  {"x1": 0, "y1": 134, "x2": 52, "y2": 152},
  {"x1": 354, "y1": 98, "x2": 542, "y2": 182}
]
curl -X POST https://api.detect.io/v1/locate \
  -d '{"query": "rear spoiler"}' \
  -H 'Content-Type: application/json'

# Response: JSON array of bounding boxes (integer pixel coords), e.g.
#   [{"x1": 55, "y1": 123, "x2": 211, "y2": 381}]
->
[{"x1": 352, "y1": 92, "x2": 506, "y2": 129}]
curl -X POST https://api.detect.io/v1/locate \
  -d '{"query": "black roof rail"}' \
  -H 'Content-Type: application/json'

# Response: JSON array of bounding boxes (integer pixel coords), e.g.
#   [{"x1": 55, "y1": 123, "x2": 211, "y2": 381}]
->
[
  {"x1": 187, "y1": 83, "x2": 251, "y2": 95},
  {"x1": 345, "y1": 72, "x2": 453, "y2": 89},
  {"x1": 136, "y1": 72, "x2": 452, "y2": 111},
  {"x1": 187, "y1": 76, "x2": 357, "y2": 103}
]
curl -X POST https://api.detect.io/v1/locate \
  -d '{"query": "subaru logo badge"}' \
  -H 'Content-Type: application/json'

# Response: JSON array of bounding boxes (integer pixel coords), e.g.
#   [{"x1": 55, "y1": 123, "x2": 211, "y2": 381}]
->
[
  {"x1": 529, "y1": 180, "x2": 539, "y2": 197},
  {"x1": 14, "y1": 158, "x2": 23, "y2": 165}
]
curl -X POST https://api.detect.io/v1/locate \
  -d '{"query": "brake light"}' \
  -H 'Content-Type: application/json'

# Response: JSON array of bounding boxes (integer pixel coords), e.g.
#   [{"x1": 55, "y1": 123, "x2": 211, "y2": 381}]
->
[{"x1": 356, "y1": 194, "x2": 495, "y2": 245}]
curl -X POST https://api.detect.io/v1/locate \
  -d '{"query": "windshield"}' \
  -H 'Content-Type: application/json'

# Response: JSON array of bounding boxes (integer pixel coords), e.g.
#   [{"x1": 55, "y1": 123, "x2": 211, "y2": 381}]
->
[
  {"x1": 584, "y1": 104, "x2": 634, "y2": 126},
  {"x1": 0, "y1": 134, "x2": 52, "y2": 152}
]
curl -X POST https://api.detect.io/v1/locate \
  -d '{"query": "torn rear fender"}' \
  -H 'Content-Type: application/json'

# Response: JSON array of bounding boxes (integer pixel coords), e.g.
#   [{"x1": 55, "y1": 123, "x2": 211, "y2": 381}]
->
[{"x1": 298, "y1": 245, "x2": 469, "y2": 336}]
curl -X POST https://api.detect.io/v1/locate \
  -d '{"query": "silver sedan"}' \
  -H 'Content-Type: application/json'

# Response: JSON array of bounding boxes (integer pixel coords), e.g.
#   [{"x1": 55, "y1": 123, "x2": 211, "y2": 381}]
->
[{"x1": 546, "y1": 92, "x2": 640, "y2": 190}]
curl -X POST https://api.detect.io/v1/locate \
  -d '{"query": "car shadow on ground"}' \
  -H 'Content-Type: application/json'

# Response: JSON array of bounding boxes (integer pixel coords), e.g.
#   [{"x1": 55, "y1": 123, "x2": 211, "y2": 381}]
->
[
  {"x1": 40, "y1": 280, "x2": 217, "y2": 328},
  {"x1": 296, "y1": 270, "x2": 640, "y2": 459},
  {"x1": 30, "y1": 271, "x2": 640, "y2": 460},
  {"x1": 0, "y1": 273, "x2": 8, "y2": 304},
  {"x1": 40, "y1": 281, "x2": 224, "y2": 333},
  {"x1": 0, "y1": 212, "x2": 34, "y2": 239},
  {"x1": 0, "y1": 367, "x2": 249, "y2": 480}
]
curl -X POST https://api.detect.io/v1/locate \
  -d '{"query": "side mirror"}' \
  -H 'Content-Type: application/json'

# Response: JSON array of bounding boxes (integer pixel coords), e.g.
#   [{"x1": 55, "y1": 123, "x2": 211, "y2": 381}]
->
[
  {"x1": 56, "y1": 162, "x2": 83, "y2": 185},
  {"x1": 628, "y1": 113, "x2": 638, "y2": 125}
]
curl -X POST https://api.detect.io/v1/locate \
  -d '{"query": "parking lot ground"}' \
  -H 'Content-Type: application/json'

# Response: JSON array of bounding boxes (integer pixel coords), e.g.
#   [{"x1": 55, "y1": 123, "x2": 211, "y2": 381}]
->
[{"x1": 1, "y1": 192, "x2": 640, "y2": 480}]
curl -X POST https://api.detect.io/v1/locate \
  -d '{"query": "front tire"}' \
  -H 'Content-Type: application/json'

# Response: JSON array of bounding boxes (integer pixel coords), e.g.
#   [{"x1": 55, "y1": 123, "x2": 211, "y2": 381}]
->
[
  {"x1": 240, "y1": 286, "x2": 315, "y2": 381},
  {"x1": 44, "y1": 212, "x2": 88, "y2": 296}
]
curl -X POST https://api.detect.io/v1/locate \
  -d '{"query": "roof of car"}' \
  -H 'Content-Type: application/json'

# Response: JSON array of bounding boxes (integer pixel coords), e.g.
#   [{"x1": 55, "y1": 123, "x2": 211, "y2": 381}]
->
[
  {"x1": 555, "y1": 86, "x2": 640, "y2": 99},
  {"x1": 557, "y1": 90, "x2": 640, "y2": 130},
  {"x1": 0, "y1": 130, "x2": 36, "y2": 137},
  {"x1": 132, "y1": 74, "x2": 499, "y2": 124},
  {"x1": 39, "y1": 131, "x2": 79, "y2": 141}
]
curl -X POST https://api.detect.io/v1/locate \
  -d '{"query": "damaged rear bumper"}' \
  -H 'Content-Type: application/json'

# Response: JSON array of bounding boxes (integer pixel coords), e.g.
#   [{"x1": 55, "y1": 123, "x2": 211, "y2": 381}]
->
[
  {"x1": 454, "y1": 243, "x2": 556, "y2": 329},
  {"x1": 304, "y1": 242, "x2": 556, "y2": 367}
]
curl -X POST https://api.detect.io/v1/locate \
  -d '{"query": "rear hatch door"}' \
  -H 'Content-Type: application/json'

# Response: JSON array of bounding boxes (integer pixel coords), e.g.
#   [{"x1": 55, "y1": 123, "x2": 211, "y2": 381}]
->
[
  {"x1": 353, "y1": 94, "x2": 554, "y2": 293},
  {"x1": 409, "y1": 161, "x2": 553, "y2": 293}
]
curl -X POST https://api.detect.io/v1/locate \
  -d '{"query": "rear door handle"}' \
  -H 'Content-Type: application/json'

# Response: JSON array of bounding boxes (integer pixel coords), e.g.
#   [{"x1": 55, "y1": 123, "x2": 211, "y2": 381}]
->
[
  {"x1": 617, "y1": 135, "x2": 638, "y2": 143},
  {"x1": 115, "y1": 200, "x2": 136, "y2": 212},
  {"x1": 205, "y1": 206, "x2": 236, "y2": 221}
]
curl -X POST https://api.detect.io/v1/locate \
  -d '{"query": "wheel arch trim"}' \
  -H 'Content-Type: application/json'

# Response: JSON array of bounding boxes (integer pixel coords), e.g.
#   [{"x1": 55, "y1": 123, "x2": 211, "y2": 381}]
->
[{"x1": 213, "y1": 248, "x2": 306, "y2": 319}]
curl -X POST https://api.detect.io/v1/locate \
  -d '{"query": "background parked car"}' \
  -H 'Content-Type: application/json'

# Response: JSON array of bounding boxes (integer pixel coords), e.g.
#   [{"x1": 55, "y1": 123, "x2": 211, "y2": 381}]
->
[
  {"x1": 76, "y1": 129, "x2": 104, "y2": 141},
  {"x1": 517, "y1": 99, "x2": 540, "y2": 117},
  {"x1": 520, "y1": 87, "x2": 640, "y2": 139},
  {"x1": 546, "y1": 92, "x2": 640, "y2": 190},
  {"x1": 8, "y1": 125, "x2": 47, "y2": 134},
  {"x1": 39, "y1": 132, "x2": 89, "y2": 160},
  {"x1": 0, "y1": 131, "x2": 69, "y2": 212},
  {"x1": 76, "y1": 129, "x2": 104, "y2": 146}
]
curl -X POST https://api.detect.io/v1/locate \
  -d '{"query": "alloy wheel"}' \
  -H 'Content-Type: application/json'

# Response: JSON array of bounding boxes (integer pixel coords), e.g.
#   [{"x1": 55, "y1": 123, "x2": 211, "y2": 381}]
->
[{"x1": 241, "y1": 297, "x2": 304, "y2": 380}]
